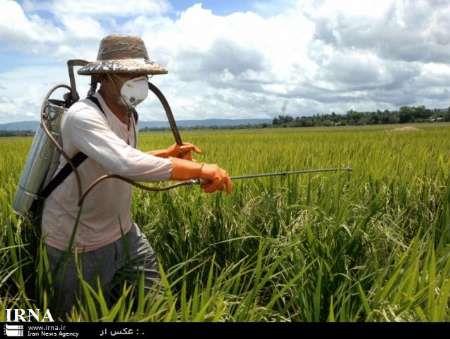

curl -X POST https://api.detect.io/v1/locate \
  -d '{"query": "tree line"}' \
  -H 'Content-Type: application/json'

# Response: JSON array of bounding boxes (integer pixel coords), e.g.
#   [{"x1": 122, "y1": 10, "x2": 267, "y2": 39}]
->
[
  {"x1": 272, "y1": 106, "x2": 450, "y2": 127},
  {"x1": 0, "y1": 130, "x2": 34, "y2": 137},
  {"x1": 2, "y1": 105, "x2": 450, "y2": 137}
]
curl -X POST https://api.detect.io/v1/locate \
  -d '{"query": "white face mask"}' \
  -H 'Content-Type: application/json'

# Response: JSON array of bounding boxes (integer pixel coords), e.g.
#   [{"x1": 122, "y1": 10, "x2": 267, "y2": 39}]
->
[{"x1": 119, "y1": 76, "x2": 149, "y2": 108}]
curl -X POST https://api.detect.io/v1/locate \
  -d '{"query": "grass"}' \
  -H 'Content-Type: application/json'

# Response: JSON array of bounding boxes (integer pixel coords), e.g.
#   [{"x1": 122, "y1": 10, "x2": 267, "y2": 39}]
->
[{"x1": 0, "y1": 123, "x2": 449, "y2": 321}]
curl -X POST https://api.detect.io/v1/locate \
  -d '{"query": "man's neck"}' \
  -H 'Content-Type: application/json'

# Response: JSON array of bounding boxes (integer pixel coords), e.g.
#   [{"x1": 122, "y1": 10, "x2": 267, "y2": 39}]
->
[{"x1": 98, "y1": 87, "x2": 130, "y2": 126}]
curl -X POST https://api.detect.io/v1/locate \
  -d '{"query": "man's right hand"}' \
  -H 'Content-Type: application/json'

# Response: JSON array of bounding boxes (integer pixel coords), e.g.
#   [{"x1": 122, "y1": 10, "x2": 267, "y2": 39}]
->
[
  {"x1": 169, "y1": 158, "x2": 233, "y2": 194},
  {"x1": 198, "y1": 163, "x2": 233, "y2": 193}
]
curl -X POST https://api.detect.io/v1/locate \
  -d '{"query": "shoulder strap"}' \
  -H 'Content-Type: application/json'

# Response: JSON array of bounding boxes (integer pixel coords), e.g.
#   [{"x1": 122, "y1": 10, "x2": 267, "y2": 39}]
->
[
  {"x1": 40, "y1": 152, "x2": 88, "y2": 198},
  {"x1": 86, "y1": 95, "x2": 106, "y2": 116},
  {"x1": 39, "y1": 96, "x2": 106, "y2": 199}
]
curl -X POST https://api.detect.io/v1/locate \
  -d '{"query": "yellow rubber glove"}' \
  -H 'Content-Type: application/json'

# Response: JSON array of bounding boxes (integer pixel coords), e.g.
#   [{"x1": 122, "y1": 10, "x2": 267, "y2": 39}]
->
[{"x1": 169, "y1": 157, "x2": 233, "y2": 194}]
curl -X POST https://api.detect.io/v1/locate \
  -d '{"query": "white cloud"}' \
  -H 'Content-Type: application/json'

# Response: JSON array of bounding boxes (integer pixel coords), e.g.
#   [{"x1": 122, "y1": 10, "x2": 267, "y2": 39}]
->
[
  {"x1": 0, "y1": 64, "x2": 93, "y2": 123},
  {"x1": 60, "y1": 15, "x2": 105, "y2": 40},
  {"x1": 1, "y1": 0, "x2": 450, "y2": 123},
  {"x1": 312, "y1": 0, "x2": 450, "y2": 63},
  {"x1": 0, "y1": 0, "x2": 64, "y2": 49}
]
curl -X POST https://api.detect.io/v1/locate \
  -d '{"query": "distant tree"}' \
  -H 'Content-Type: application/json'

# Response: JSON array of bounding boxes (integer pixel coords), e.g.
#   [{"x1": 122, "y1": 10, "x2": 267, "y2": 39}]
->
[
  {"x1": 412, "y1": 105, "x2": 432, "y2": 121},
  {"x1": 274, "y1": 115, "x2": 294, "y2": 125},
  {"x1": 399, "y1": 106, "x2": 413, "y2": 123},
  {"x1": 346, "y1": 110, "x2": 364, "y2": 124},
  {"x1": 445, "y1": 107, "x2": 450, "y2": 122}
]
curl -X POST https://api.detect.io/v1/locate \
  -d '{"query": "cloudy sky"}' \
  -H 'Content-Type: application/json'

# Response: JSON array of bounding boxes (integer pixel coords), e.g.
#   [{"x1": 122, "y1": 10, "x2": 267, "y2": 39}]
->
[{"x1": 0, "y1": 0, "x2": 449, "y2": 123}]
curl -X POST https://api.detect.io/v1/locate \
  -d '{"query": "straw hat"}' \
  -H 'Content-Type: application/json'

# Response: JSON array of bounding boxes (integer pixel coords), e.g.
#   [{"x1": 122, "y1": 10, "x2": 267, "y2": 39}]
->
[{"x1": 78, "y1": 34, "x2": 167, "y2": 76}]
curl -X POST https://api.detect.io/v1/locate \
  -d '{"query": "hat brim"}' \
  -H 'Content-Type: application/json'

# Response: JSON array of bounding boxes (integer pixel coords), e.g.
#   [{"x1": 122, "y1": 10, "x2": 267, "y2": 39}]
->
[{"x1": 77, "y1": 58, "x2": 167, "y2": 75}]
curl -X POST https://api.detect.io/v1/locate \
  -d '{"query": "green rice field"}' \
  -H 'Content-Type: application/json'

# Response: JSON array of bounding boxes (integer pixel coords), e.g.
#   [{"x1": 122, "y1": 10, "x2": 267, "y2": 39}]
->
[{"x1": 0, "y1": 123, "x2": 449, "y2": 321}]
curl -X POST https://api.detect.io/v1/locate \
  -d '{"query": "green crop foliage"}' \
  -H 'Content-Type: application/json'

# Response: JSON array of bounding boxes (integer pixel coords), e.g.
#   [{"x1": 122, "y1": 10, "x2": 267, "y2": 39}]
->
[{"x1": 0, "y1": 123, "x2": 449, "y2": 321}]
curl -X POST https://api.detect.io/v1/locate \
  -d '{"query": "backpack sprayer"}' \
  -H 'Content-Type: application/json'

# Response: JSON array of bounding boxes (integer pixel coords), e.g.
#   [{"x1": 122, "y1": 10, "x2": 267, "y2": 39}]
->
[
  {"x1": 13, "y1": 60, "x2": 88, "y2": 219},
  {"x1": 13, "y1": 59, "x2": 352, "y2": 224}
]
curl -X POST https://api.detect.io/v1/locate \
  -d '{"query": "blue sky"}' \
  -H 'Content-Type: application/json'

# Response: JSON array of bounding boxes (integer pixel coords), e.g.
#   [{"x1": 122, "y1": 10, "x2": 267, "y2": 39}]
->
[{"x1": 0, "y1": 0, "x2": 449, "y2": 123}]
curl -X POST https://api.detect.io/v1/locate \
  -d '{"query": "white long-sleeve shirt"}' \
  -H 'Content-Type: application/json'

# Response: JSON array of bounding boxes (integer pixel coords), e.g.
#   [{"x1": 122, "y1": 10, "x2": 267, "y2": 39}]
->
[{"x1": 41, "y1": 91, "x2": 172, "y2": 252}]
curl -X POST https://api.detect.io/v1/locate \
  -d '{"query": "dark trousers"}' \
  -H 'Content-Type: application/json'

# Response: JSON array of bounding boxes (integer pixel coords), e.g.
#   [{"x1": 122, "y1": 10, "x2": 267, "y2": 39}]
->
[{"x1": 46, "y1": 223, "x2": 160, "y2": 316}]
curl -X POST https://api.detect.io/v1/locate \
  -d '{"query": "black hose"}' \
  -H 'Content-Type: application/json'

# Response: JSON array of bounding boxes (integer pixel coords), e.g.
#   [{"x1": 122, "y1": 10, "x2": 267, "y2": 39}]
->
[{"x1": 148, "y1": 82, "x2": 183, "y2": 145}]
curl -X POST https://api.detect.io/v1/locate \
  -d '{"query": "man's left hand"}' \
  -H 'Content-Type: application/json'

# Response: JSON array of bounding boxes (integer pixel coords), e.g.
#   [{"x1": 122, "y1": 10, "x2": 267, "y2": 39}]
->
[{"x1": 164, "y1": 142, "x2": 202, "y2": 160}]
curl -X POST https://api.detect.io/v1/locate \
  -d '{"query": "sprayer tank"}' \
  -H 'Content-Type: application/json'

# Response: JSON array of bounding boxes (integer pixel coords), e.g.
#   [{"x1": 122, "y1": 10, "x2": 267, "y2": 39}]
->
[{"x1": 12, "y1": 99, "x2": 65, "y2": 218}]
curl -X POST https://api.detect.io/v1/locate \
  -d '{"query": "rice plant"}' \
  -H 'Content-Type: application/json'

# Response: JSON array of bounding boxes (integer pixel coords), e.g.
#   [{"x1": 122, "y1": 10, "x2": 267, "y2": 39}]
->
[{"x1": 0, "y1": 123, "x2": 449, "y2": 321}]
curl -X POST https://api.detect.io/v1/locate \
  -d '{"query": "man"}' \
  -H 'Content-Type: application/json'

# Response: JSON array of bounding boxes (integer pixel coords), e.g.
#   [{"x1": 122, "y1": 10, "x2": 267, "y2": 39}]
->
[{"x1": 41, "y1": 34, "x2": 232, "y2": 315}]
